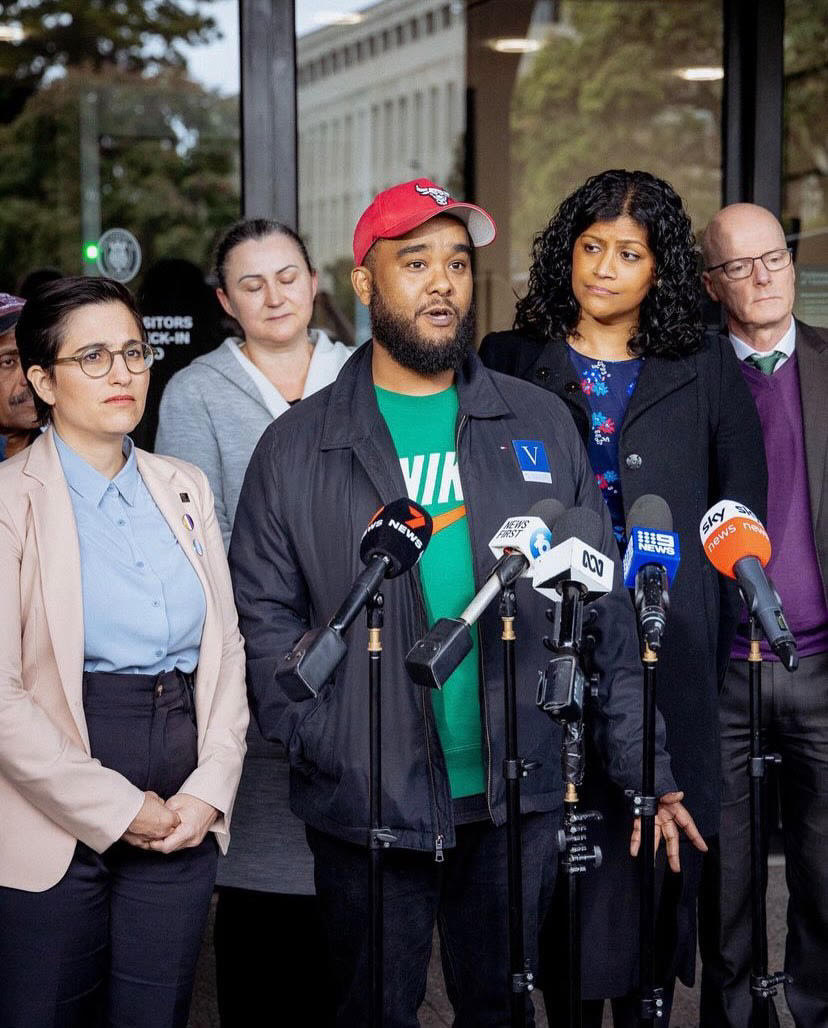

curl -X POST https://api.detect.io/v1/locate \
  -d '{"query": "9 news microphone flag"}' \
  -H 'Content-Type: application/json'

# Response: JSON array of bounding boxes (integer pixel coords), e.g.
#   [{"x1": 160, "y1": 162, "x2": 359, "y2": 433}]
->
[{"x1": 622, "y1": 494, "x2": 680, "y2": 651}]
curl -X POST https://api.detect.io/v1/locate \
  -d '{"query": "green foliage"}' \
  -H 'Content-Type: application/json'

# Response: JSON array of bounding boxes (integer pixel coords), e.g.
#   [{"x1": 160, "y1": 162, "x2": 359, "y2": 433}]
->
[
  {"x1": 0, "y1": 65, "x2": 239, "y2": 290},
  {"x1": 0, "y1": 0, "x2": 219, "y2": 121},
  {"x1": 509, "y1": 1, "x2": 722, "y2": 274}
]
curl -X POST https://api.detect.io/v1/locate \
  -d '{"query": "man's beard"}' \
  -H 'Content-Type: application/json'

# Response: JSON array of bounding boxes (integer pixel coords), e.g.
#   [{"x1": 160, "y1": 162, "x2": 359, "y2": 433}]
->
[{"x1": 369, "y1": 290, "x2": 476, "y2": 375}]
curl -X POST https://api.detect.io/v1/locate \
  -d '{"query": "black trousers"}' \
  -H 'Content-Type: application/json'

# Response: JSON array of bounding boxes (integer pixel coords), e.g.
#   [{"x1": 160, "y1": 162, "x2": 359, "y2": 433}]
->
[
  {"x1": 0, "y1": 669, "x2": 217, "y2": 1028},
  {"x1": 214, "y1": 887, "x2": 336, "y2": 1027},
  {"x1": 306, "y1": 811, "x2": 561, "y2": 1028},
  {"x1": 699, "y1": 653, "x2": 828, "y2": 1027}
]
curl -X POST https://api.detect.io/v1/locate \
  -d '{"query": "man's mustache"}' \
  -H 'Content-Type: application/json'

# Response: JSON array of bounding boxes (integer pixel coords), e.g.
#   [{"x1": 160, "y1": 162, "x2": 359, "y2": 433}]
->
[{"x1": 9, "y1": 389, "x2": 34, "y2": 407}]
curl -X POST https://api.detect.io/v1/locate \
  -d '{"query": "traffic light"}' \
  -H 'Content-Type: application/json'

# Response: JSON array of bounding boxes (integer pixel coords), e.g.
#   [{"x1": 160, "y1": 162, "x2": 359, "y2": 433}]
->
[{"x1": 83, "y1": 241, "x2": 99, "y2": 262}]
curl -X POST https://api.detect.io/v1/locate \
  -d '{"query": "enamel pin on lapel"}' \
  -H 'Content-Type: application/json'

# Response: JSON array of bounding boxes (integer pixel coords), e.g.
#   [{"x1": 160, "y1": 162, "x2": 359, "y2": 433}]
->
[
  {"x1": 193, "y1": 539, "x2": 204, "y2": 556},
  {"x1": 183, "y1": 514, "x2": 195, "y2": 531},
  {"x1": 180, "y1": 492, "x2": 190, "y2": 503}
]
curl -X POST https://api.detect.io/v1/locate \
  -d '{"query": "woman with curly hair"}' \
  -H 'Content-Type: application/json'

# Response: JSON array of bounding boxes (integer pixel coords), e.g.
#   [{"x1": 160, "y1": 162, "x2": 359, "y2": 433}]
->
[{"x1": 480, "y1": 169, "x2": 767, "y2": 1025}]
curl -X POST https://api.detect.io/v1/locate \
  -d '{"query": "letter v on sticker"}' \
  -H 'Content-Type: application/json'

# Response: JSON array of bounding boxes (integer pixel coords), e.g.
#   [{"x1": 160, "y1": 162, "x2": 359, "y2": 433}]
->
[{"x1": 512, "y1": 440, "x2": 552, "y2": 484}]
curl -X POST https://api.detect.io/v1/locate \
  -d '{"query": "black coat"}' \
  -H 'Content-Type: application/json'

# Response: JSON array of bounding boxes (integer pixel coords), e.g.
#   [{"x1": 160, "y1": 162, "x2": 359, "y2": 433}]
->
[
  {"x1": 229, "y1": 342, "x2": 677, "y2": 853},
  {"x1": 479, "y1": 331, "x2": 768, "y2": 837}
]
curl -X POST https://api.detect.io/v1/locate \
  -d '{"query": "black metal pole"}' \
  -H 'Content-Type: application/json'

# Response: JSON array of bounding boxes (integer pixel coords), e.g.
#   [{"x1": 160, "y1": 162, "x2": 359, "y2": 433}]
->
[
  {"x1": 500, "y1": 586, "x2": 533, "y2": 1028},
  {"x1": 748, "y1": 621, "x2": 769, "y2": 1028},
  {"x1": 744, "y1": 614, "x2": 789, "y2": 1022},
  {"x1": 637, "y1": 646, "x2": 662, "y2": 1023},
  {"x1": 565, "y1": 782, "x2": 583, "y2": 1028},
  {"x1": 367, "y1": 592, "x2": 387, "y2": 1028}
]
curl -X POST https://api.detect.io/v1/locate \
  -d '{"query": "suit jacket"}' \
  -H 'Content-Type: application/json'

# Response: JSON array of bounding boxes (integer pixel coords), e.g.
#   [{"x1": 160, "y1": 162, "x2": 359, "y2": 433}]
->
[
  {"x1": 0, "y1": 428, "x2": 249, "y2": 892},
  {"x1": 480, "y1": 330, "x2": 768, "y2": 837},
  {"x1": 777, "y1": 320, "x2": 828, "y2": 594}
]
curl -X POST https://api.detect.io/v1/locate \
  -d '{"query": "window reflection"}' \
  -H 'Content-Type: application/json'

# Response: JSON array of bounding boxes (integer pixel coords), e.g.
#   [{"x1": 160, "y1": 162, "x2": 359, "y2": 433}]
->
[
  {"x1": 0, "y1": 1, "x2": 239, "y2": 293},
  {"x1": 784, "y1": 0, "x2": 828, "y2": 327}
]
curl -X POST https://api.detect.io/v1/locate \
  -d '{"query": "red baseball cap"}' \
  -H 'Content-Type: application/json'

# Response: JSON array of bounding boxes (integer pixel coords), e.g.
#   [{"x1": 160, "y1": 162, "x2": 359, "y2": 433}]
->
[{"x1": 353, "y1": 178, "x2": 497, "y2": 266}]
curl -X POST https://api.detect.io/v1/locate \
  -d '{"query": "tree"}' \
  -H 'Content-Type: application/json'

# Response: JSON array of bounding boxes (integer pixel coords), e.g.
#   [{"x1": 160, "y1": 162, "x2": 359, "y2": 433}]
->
[
  {"x1": 0, "y1": 65, "x2": 239, "y2": 290},
  {"x1": 508, "y1": 1, "x2": 722, "y2": 274},
  {"x1": 0, "y1": 0, "x2": 219, "y2": 122}
]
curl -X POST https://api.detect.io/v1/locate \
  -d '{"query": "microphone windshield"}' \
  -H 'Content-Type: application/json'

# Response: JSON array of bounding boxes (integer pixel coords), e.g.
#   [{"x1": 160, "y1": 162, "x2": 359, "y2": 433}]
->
[
  {"x1": 551, "y1": 507, "x2": 605, "y2": 551},
  {"x1": 699, "y1": 500, "x2": 771, "y2": 578},
  {"x1": 359, "y1": 498, "x2": 433, "y2": 578},
  {"x1": 625, "y1": 493, "x2": 673, "y2": 538},
  {"x1": 528, "y1": 498, "x2": 566, "y2": 533}
]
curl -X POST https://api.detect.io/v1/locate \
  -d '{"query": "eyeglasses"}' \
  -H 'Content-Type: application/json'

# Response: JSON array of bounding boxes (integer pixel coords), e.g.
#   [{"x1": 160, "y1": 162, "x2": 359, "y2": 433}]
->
[
  {"x1": 706, "y1": 248, "x2": 793, "y2": 281},
  {"x1": 51, "y1": 341, "x2": 154, "y2": 378}
]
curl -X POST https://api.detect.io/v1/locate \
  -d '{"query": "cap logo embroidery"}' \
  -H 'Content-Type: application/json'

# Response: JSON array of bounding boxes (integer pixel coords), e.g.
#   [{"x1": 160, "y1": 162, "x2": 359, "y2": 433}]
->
[{"x1": 415, "y1": 184, "x2": 451, "y2": 206}]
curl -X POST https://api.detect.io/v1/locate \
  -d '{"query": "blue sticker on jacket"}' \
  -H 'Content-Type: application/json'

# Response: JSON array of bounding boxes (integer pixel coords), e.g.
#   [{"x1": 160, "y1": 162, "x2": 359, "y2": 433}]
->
[{"x1": 512, "y1": 439, "x2": 552, "y2": 484}]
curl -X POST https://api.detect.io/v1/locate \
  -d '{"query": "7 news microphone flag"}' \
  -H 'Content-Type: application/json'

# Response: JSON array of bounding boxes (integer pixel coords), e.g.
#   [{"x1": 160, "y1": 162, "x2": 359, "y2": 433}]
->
[
  {"x1": 276, "y1": 498, "x2": 433, "y2": 701},
  {"x1": 699, "y1": 500, "x2": 797, "y2": 670}
]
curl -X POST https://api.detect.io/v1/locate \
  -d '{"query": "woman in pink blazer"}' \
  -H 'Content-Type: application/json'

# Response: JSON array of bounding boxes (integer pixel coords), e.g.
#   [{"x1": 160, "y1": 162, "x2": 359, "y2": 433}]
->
[{"x1": 0, "y1": 276, "x2": 248, "y2": 1028}]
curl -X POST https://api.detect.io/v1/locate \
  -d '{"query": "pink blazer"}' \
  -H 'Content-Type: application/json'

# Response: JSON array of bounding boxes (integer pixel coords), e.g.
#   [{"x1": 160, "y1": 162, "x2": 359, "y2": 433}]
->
[{"x1": 0, "y1": 429, "x2": 249, "y2": 891}]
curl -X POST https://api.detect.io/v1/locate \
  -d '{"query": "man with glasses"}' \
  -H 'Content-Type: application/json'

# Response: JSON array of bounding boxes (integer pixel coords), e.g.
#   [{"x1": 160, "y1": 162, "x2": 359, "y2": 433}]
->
[
  {"x1": 0, "y1": 293, "x2": 38, "y2": 461},
  {"x1": 699, "y1": 203, "x2": 828, "y2": 1027}
]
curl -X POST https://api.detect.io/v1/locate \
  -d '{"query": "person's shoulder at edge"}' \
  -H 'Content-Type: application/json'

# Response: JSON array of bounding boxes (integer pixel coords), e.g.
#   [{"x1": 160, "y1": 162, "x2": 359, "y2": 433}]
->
[
  {"x1": 478, "y1": 329, "x2": 547, "y2": 376},
  {"x1": 159, "y1": 338, "x2": 241, "y2": 396},
  {"x1": 474, "y1": 352, "x2": 582, "y2": 446}
]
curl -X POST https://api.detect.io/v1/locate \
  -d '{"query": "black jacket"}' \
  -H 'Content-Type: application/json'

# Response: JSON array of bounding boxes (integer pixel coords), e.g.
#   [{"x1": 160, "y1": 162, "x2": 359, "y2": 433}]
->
[
  {"x1": 479, "y1": 330, "x2": 768, "y2": 836},
  {"x1": 229, "y1": 342, "x2": 676, "y2": 852}
]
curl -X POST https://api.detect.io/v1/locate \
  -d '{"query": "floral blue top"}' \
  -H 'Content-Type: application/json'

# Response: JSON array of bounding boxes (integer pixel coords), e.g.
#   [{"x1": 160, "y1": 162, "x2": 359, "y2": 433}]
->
[{"x1": 568, "y1": 347, "x2": 644, "y2": 544}]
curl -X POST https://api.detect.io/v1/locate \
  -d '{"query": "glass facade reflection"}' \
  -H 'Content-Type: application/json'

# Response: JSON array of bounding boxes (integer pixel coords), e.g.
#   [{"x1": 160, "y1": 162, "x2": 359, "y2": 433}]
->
[
  {"x1": 784, "y1": 0, "x2": 828, "y2": 326},
  {"x1": 0, "y1": 1, "x2": 240, "y2": 293}
]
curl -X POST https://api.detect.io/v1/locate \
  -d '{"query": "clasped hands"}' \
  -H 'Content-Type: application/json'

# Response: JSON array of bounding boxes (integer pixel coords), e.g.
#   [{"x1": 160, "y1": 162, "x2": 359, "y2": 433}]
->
[{"x1": 122, "y1": 791, "x2": 218, "y2": 853}]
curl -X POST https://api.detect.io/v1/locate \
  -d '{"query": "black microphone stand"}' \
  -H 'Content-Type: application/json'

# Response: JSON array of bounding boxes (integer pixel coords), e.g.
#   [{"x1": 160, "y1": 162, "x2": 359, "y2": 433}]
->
[
  {"x1": 746, "y1": 615, "x2": 789, "y2": 1027},
  {"x1": 627, "y1": 564, "x2": 669, "y2": 1024},
  {"x1": 367, "y1": 592, "x2": 396, "y2": 1028},
  {"x1": 633, "y1": 640, "x2": 663, "y2": 1024},
  {"x1": 500, "y1": 584, "x2": 538, "y2": 1028},
  {"x1": 538, "y1": 592, "x2": 602, "y2": 1028}
]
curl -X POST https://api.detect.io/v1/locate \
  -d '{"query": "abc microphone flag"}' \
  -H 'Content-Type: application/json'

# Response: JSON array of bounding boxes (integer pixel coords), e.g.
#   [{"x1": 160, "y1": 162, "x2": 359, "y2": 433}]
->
[{"x1": 699, "y1": 500, "x2": 797, "y2": 671}]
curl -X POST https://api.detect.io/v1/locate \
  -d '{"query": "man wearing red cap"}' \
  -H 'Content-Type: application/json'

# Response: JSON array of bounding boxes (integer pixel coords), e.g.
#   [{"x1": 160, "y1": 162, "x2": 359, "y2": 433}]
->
[
  {"x1": 0, "y1": 293, "x2": 38, "y2": 461},
  {"x1": 230, "y1": 180, "x2": 701, "y2": 1025}
]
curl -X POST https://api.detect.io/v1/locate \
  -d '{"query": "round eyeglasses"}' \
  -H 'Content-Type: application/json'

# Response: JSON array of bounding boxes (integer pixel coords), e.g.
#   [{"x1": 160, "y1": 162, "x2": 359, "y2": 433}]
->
[
  {"x1": 51, "y1": 341, "x2": 154, "y2": 378},
  {"x1": 706, "y1": 248, "x2": 793, "y2": 281}
]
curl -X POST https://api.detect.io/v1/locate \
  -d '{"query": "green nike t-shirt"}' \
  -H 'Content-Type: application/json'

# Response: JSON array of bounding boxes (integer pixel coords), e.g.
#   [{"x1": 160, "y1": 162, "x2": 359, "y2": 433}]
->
[{"x1": 375, "y1": 384, "x2": 486, "y2": 798}]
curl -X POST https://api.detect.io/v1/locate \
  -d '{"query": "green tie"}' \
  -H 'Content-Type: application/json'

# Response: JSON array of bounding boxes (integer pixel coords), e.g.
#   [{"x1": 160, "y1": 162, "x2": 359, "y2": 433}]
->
[{"x1": 746, "y1": 350, "x2": 785, "y2": 375}]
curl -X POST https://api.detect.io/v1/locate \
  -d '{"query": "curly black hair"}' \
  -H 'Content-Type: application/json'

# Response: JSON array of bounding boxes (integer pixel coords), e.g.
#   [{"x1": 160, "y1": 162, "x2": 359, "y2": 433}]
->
[{"x1": 514, "y1": 169, "x2": 702, "y2": 358}]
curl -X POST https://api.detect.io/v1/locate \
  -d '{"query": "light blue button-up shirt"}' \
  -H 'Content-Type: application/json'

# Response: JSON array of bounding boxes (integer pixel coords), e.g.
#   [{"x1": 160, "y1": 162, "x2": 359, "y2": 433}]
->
[{"x1": 54, "y1": 432, "x2": 207, "y2": 674}]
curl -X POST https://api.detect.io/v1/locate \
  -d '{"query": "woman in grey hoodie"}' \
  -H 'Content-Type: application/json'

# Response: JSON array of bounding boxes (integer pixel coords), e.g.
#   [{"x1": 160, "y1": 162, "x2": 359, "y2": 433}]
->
[{"x1": 156, "y1": 220, "x2": 353, "y2": 1025}]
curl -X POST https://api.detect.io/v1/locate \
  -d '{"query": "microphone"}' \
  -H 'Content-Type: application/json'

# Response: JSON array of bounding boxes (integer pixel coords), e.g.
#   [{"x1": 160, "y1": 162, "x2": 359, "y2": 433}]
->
[
  {"x1": 699, "y1": 500, "x2": 798, "y2": 671},
  {"x1": 276, "y1": 499, "x2": 433, "y2": 701},
  {"x1": 622, "y1": 494, "x2": 681, "y2": 650},
  {"x1": 530, "y1": 507, "x2": 614, "y2": 601},
  {"x1": 535, "y1": 507, "x2": 610, "y2": 721},
  {"x1": 404, "y1": 500, "x2": 564, "y2": 690}
]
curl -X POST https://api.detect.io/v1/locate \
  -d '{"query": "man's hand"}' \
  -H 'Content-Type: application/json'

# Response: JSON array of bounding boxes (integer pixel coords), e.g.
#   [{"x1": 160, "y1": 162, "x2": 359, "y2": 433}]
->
[
  {"x1": 629, "y1": 791, "x2": 708, "y2": 872},
  {"x1": 147, "y1": 794, "x2": 219, "y2": 854},
  {"x1": 121, "y1": 791, "x2": 181, "y2": 848}
]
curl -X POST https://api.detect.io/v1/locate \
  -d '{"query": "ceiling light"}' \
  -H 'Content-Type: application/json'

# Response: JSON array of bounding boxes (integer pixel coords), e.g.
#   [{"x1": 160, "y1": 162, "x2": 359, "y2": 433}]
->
[
  {"x1": 487, "y1": 38, "x2": 543, "y2": 55},
  {"x1": 675, "y1": 66, "x2": 724, "y2": 81}
]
